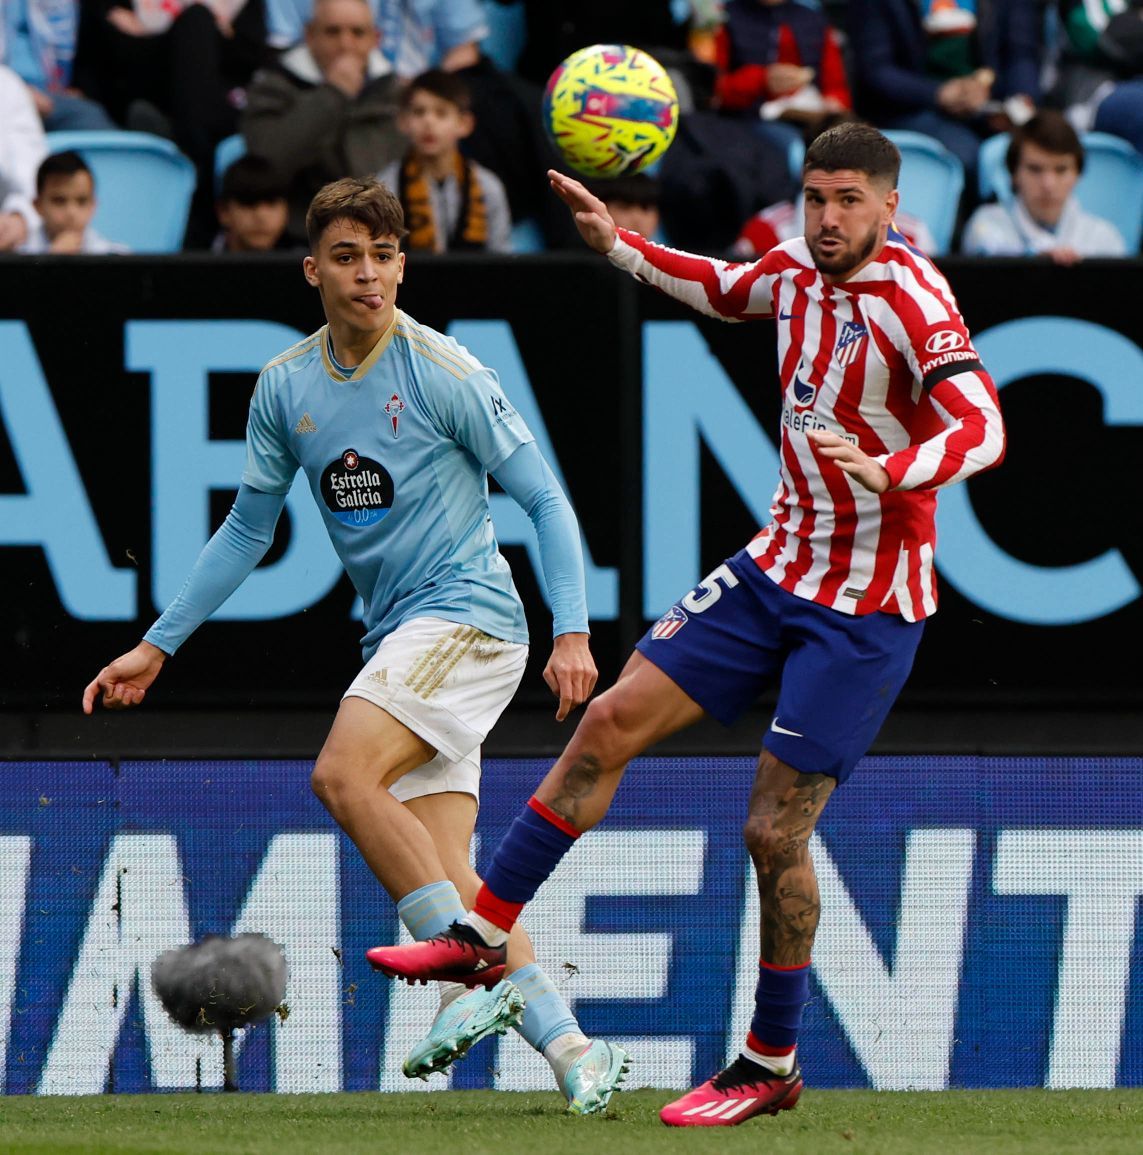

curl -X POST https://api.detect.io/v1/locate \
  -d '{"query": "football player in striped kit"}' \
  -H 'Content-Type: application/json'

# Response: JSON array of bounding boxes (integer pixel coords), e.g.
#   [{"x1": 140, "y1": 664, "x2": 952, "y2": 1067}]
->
[
  {"x1": 366, "y1": 122, "x2": 1006, "y2": 1125},
  {"x1": 82, "y1": 177, "x2": 630, "y2": 1113}
]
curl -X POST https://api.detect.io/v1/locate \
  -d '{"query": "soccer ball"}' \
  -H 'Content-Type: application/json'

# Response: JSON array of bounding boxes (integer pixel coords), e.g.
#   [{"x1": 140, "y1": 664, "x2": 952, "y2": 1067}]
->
[{"x1": 543, "y1": 44, "x2": 679, "y2": 179}]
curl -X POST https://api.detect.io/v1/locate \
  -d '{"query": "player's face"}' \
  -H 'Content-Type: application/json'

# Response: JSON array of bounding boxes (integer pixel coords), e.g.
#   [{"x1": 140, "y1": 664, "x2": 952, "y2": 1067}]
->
[
  {"x1": 400, "y1": 91, "x2": 472, "y2": 159},
  {"x1": 803, "y1": 169, "x2": 897, "y2": 282},
  {"x1": 304, "y1": 218, "x2": 405, "y2": 336},
  {"x1": 1013, "y1": 141, "x2": 1079, "y2": 228},
  {"x1": 34, "y1": 171, "x2": 96, "y2": 239}
]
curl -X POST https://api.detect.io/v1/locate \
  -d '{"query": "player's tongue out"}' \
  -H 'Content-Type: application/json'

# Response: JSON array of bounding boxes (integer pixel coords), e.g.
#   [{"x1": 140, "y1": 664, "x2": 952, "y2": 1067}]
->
[{"x1": 358, "y1": 294, "x2": 383, "y2": 309}]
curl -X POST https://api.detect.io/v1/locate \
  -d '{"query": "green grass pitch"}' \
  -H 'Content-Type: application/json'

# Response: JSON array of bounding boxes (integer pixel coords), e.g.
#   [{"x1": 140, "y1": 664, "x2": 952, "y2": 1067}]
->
[{"x1": 1, "y1": 1089, "x2": 1141, "y2": 1154}]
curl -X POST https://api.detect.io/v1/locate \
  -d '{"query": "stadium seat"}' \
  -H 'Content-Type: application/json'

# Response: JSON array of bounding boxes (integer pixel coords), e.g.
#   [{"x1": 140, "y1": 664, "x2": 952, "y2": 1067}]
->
[
  {"x1": 480, "y1": 1, "x2": 525, "y2": 71},
  {"x1": 214, "y1": 133, "x2": 247, "y2": 193},
  {"x1": 882, "y1": 130, "x2": 965, "y2": 255},
  {"x1": 43, "y1": 130, "x2": 196, "y2": 253},
  {"x1": 509, "y1": 216, "x2": 545, "y2": 252},
  {"x1": 787, "y1": 136, "x2": 806, "y2": 182},
  {"x1": 978, "y1": 131, "x2": 1143, "y2": 251}
]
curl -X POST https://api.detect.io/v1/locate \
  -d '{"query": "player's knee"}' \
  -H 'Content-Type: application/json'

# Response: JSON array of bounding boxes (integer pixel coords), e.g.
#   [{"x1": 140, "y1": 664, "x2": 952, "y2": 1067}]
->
[
  {"x1": 310, "y1": 754, "x2": 345, "y2": 811},
  {"x1": 742, "y1": 813, "x2": 807, "y2": 875},
  {"x1": 577, "y1": 688, "x2": 644, "y2": 759}
]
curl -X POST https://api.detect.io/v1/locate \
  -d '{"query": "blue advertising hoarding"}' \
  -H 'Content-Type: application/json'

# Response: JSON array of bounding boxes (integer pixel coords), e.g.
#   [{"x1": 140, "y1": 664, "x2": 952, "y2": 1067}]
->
[{"x1": 2, "y1": 756, "x2": 1140, "y2": 1094}]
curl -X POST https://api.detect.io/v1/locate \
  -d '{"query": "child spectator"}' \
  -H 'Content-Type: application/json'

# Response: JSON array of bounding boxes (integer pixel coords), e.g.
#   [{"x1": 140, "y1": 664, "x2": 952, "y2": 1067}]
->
[
  {"x1": 22, "y1": 150, "x2": 128, "y2": 253},
  {"x1": 589, "y1": 174, "x2": 662, "y2": 240},
  {"x1": 712, "y1": 0, "x2": 852, "y2": 152},
  {"x1": 378, "y1": 68, "x2": 511, "y2": 253},
  {"x1": 213, "y1": 155, "x2": 293, "y2": 253},
  {"x1": 961, "y1": 110, "x2": 1126, "y2": 261}
]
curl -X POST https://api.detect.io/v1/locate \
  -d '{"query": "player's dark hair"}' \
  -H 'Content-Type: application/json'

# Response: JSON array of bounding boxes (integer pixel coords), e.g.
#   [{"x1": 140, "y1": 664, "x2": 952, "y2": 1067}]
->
[
  {"x1": 1007, "y1": 110, "x2": 1085, "y2": 175},
  {"x1": 591, "y1": 173, "x2": 660, "y2": 208},
  {"x1": 306, "y1": 177, "x2": 408, "y2": 251},
  {"x1": 36, "y1": 150, "x2": 93, "y2": 196},
  {"x1": 804, "y1": 122, "x2": 901, "y2": 188},
  {"x1": 219, "y1": 154, "x2": 288, "y2": 206},
  {"x1": 401, "y1": 68, "x2": 472, "y2": 113}
]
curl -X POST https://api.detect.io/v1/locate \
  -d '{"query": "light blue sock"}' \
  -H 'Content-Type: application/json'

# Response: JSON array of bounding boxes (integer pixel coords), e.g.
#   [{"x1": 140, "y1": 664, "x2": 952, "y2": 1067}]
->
[
  {"x1": 397, "y1": 881, "x2": 467, "y2": 941},
  {"x1": 510, "y1": 963, "x2": 582, "y2": 1052}
]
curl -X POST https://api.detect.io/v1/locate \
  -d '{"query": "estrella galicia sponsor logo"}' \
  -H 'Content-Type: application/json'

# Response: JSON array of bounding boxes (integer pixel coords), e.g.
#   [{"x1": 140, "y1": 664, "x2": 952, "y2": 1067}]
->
[{"x1": 321, "y1": 449, "x2": 394, "y2": 527}]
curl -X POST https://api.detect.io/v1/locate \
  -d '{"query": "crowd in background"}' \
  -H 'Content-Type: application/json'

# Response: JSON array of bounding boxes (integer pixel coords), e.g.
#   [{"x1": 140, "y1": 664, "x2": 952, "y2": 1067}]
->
[{"x1": 1, "y1": 0, "x2": 1141, "y2": 259}]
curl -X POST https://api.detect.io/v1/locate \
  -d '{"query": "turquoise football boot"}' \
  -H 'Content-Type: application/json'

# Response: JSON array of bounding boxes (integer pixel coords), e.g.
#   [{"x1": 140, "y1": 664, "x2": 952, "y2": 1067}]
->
[
  {"x1": 402, "y1": 979, "x2": 525, "y2": 1080},
  {"x1": 561, "y1": 1040, "x2": 631, "y2": 1115}
]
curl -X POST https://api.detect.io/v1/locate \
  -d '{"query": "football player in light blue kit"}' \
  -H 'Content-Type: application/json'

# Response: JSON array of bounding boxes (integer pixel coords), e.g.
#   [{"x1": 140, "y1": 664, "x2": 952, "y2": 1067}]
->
[{"x1": 82, "y1": 177, "x2": 629, "y2": 1112}]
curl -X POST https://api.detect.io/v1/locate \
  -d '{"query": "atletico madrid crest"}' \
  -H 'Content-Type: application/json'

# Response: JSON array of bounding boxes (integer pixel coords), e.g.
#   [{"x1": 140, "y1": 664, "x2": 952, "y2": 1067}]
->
[
  {"x1": 651, "y1": 605, "x2": 688, "y2": 639},
  {"x1": 835, "y1": 320, "x2": 868, "y2": 367}
]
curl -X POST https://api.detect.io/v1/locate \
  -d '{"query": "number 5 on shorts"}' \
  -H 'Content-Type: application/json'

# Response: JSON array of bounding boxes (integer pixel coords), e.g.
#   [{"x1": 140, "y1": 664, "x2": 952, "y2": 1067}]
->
[{"x1": 681, "y1": 563, "x2": 739, "y2": 613}]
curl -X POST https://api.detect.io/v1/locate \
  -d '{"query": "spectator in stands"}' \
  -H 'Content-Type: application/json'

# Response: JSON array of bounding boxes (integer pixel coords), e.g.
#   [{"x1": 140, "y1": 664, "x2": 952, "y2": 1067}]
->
[
  {"x1": 21, "y1": 150, "x2": 128, "y2": 252},
  {"x1": 1046, "y1": 1, "x2": 1143, "y2": 155},
  {"x1": 72, "y1": 0, "x2": 268, "y2": 245},
  {"x1": 961, "y1": 109, "x2": 1126, "y2": 260},
  {"x1": 488, "y1": 0, "x2": 688, "y2": 89},
  {"x1": 267, "y1": 0, "x2": 488, "y2": 78},
  {"x1": 847, "y1": 0, "x2": 1043, "y2": 187},
  {"x1": 588, "y1": 174, "x2": 662, "y2": 240},
  {"x1": 213, "y1": 154, "x2": 293, "y2": 253},
  {"x1": 243, "y1": 0, "x2": 403, "y2": 246},
  {"x1": 0, "y1": 62, "x2": 46, "y2": 251},
  {"x1": 711, "y1": 0, "x2": 852, "y2": 155},
  {"x1": 2, "y1": 0, "x2": 116, "y2": 130},
  {"x1": 378, "y1": 69, "x2": 510, "y2": 253}
]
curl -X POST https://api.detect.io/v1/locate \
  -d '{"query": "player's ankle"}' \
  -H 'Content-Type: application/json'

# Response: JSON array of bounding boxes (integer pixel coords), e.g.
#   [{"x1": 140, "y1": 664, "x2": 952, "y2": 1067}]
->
[
  {"x1": 461, "y1": 912, "x2": 510, "y2": 948},
  {"x1": 743, "y1": 1041, "x2": 796, "y2": 1077},
  {"x1": 544, "y1": 1031, "x2": 590, "y2": 1090}
]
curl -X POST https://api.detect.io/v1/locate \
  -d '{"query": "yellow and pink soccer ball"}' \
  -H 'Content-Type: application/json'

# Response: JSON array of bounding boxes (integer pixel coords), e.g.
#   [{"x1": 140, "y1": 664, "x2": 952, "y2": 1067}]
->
[{"x1": 543, "y1": 44, "x2": 679, "y2": 179}]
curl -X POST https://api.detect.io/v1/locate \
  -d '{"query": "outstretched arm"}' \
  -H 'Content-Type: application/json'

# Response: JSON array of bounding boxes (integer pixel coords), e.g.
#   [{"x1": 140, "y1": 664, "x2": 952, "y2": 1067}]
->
[
  {"x1": 492, "y1": 442, "x2": 597, "y2": 720},
  {"x1": 82, "y1": 485, "x2": 287, "y2": 713},
  {"x1": 549, "y1": 168, "x2": 779, "y2": 322}
]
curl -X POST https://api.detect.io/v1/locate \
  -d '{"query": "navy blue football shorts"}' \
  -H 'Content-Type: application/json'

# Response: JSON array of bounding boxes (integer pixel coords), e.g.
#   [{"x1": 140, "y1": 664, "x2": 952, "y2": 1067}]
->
[{"x1": 635, "y1": 548, "x2": 924, "y2": 783}]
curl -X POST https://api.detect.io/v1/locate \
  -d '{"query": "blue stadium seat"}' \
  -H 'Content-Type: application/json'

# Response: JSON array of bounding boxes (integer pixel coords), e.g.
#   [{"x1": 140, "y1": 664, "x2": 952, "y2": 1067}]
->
[
  {"x1": 43, "y1": 131, "x2": 196, "y2": 253},
  {"x1": 214, "y1": 133, "x2": 247, "y2": 193},
  {"x1": 509, "y1": 216, "x2": 545, "y2": 252},
  {"x1": 480, "y1": 1, "x2": 525, "y2": 71},
  {"x1": 882, "y1": 130, "x2": 965, "y2": 255},
  {"x1": 978, "y1": 131, "x2": 1143, "y2": 251},
  {"x1": 787, "y1": 136, "x2": 806, "y2": 182}
]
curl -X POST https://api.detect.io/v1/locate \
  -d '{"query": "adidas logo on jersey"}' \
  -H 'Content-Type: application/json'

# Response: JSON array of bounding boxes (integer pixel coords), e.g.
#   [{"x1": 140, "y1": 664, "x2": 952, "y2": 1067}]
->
[{"x1": 295, "y1": 412, "x2": 318, "y2": 434}]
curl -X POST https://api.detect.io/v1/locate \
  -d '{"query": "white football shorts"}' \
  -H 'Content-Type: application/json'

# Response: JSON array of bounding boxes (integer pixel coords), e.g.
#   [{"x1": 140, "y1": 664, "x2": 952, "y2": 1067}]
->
[{"x1": 343, "y1": 616, "x2": 528, "y2": 802}]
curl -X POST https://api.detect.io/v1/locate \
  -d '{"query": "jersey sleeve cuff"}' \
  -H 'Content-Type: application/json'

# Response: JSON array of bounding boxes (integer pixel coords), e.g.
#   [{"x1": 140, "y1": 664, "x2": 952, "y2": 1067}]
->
[
  {"x1": 607, "y1": 228, "x2": 646, "y2": 271},
  {"x1": 876, "y1": 452, "x2": 910, "y2": 491}
]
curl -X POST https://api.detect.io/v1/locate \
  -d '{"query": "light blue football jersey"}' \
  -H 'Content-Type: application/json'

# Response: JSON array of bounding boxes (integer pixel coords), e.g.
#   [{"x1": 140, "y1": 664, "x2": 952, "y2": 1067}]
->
[{"x1": 243, "y1": 310, "x2": 534, "y2": 657}]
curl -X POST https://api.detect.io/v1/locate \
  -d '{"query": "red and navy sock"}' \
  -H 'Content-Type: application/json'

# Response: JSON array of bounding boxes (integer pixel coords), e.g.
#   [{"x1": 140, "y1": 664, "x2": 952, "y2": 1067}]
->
[
  {"x1": 472, "y1": 797, "x2": 580, "y2": 932},
  {"x1": 742, "y1": 958, "x2": 810, "y2": 1075}
]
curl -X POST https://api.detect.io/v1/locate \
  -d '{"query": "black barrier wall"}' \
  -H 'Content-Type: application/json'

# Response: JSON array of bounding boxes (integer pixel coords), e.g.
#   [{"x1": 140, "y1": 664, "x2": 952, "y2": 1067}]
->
[{"x1": 2, "y1": 255, "x2": 1141, "y2": 712}]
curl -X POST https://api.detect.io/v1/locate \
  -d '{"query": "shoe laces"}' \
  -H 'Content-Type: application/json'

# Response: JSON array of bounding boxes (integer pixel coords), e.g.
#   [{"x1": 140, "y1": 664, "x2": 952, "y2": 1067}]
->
[
  {"x1": 710, "y1": 1055, "x2": 783, "y2": 1092},
  {"x1": 437, "y1": 921, "x2": 491, "y2": 950}
]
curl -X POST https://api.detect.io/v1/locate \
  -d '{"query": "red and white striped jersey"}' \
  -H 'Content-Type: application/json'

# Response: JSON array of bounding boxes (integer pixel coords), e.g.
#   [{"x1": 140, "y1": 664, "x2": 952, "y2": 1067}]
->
[{"x1": 609, "y1": 227, "x2": 1006, "y2": 621}]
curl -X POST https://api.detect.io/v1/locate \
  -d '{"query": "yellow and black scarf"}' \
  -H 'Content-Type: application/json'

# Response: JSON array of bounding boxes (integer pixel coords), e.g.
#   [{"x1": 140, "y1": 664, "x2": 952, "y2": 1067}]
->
[{"x1": 398, "y1": 150, "x2": 488, "y2": 252}]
